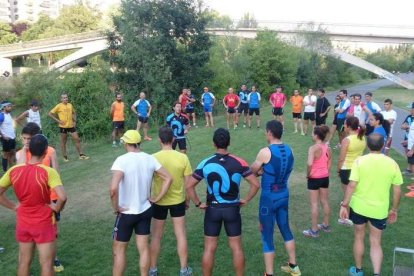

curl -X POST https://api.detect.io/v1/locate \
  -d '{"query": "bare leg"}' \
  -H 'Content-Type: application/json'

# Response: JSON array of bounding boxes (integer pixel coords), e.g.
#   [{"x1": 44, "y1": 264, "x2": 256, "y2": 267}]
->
[
  {"x1": 172, "y1": 216, "x2": 188, "y2": 269},
  {"x1": 299, "y1": 119, "x2": 304, "y2": 134},
  {"x1": 308, "y1": 190, "x2": 319, "y2": 231},
  {"x1": 202, "y1": 236, "x2": 218, "y2": 276},
  {"x1": 293, "y1": 118, "x2": 298, "y2": 132},
  {"x1": 304, "y1": 119, "x2": 309, "y2": 134},
  {"x1": 264, "y1": 252, "x2": 275, "y2": 275},
  {"x1": 284, "y1": 240, "x2": 297, "y2": 265},
  {"x1": 18, "y1": 242, "x2": 35, "y2": 276},
  {"x1": 143, "y1": 123, "x2": 151, "y2": 140},
  {"x1": 37, "y1": 241, "x2": 56, "y2": 276},
  {"x1": 368, "y1": 222, "x2": 383, "y2": 274},
  {"x1": 71, "y1": 132, "x2": 82, "y2": 155},
  {"x1": 60, "y1": 132, "x2": 68, "y2": 157},
  {"x1": 226, "y1": 113, "x2": 230, "y2": 129},
  {"x1": 319, "y1": 188, "x2": 331, "y2": 226},
  {"x1": 136, "y1": 120, "x2": 142, "y2": 131},
  {"x1": 112, "y1": 241, "x2": 128, "y2": 276},
  {"x1": 209, "y1": 113, "x2": 214, "y2": 127},
  {"x1": 256, "y1": 114, "x2": 261, "y2": 128},
  {"x1": 150, "y1": 219, "x2": 165, "y2": 270},
  {"x1": 228, "y1": 236, "x2": 245, "y2": 276},
  {"x1": 135, "y1": 235, "x2": 150, "y2": 276},
  {"x1": 353, "y1": 223, "x2": 366, "y2": 270},
  {"x1": 204, "y1": 112, "x2": 209, "y2": 127}
]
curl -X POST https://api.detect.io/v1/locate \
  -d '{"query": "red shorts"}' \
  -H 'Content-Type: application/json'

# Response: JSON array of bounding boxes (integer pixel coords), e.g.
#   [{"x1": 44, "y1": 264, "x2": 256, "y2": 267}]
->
[{"x1": 16, "y1": 224, "x2": 57, "y2": 243}]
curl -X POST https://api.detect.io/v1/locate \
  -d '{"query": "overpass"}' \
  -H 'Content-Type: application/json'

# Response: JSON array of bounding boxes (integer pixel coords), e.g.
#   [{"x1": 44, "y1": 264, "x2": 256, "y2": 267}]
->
[{"x1": 1, "y1": 26, "x2": 414, "y2": 89}]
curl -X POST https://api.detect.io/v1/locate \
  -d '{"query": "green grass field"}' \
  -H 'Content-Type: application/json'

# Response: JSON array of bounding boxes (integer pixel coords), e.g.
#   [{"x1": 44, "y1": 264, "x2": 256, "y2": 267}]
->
[{"x1": 0, "y1": 104, "x2": 413, "y2": 276}]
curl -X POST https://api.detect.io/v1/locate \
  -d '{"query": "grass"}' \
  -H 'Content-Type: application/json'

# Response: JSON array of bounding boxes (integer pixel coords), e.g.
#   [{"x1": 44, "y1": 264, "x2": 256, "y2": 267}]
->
[
  {"x1": 372, "y1": 85, "x2": 414, "y2": 111},
  {"x1": 0, "y1": 104, "x2": 413, "y2": 276}
]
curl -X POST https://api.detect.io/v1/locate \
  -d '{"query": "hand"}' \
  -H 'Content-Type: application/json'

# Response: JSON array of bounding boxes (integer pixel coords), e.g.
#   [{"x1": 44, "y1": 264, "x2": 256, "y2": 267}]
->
[
  {"x1": 239, "y1": 198, "x2": 248, "y2": 206},
  {"x1": 184, "y1": 129, "x2": 188, "y2": 134},
  {"x1": 319, "y1": 113, "x2": 324, "y2": 117},
  {"x1": 48, "y1": 202, "x2": 60, "y2": 213},
  {"x1": 387, "y1": 210, "x2": 398, "y2": 224},
  {"x1": 256, "y1": 168, "x2": 263, "y2": 176},
  {"x1": 185, "y1": 200, "x2": 190, "y2": 210},
  {"x1": 149, "y1": 197, "x2": 158, "y2": 203},
  {"x1": 73, "y1": 121, "x2": 77, "y2": 127},
  {"x1": 401, "y1": 123, "x2": 408, "y2": 130},
  {"x1": 199, "y1": 202, "x2": 207, "y2": 209},
  {"x1": 14, "y1": 203, "x2": 19, "y2": 211},
  {"x1": 58, "y1": 120, "x2": 64, "y2": 125},
  {"x1": 113, "y1": 206, "x2": 129, "y2": 214},
  {"x1": 339, "y1": 205, "x2": 349, "y2": 220},
  {"x1": 407, "y1": 150, "x2": 413, "y2": 157}
]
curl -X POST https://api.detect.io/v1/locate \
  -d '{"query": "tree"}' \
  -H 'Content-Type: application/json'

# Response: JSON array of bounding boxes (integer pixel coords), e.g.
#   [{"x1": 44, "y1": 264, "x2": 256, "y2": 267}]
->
[
  {"x1": 205, "y1": 9, "x2": 233, "y2": 29},
  {"x1": 11, "y1": 21, "x2": 29, "y2": 36},
  {"x1": 0, "y1": 22, "x2": 18, "y2": 45},
  {"x1": 236, "y1": 12, "x2": 258, "y2": 29},
  {"x1": 21, "y1": 14, "x2": 54, "y2": 41},
  {"x1": 109, "y1": 0, "x2": 211, "y2": 122}
]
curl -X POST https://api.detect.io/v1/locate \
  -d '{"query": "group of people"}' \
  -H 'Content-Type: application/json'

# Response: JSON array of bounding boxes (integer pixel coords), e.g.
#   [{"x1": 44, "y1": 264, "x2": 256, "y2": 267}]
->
[{"x1": 0, "y1": 84, "x2": 409, "y2": 276}]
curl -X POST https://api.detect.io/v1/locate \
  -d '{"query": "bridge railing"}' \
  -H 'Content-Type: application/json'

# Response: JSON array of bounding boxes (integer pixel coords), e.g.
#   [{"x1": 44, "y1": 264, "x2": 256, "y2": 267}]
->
[{"x1": 0, "y1": 30, "x2": 106, "y2": 52}]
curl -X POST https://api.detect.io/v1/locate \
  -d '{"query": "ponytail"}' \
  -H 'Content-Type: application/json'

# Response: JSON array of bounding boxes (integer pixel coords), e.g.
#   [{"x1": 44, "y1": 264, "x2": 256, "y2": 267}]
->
[{"x1": 357, "y1": 125, "x2": 366, "y2": 140}]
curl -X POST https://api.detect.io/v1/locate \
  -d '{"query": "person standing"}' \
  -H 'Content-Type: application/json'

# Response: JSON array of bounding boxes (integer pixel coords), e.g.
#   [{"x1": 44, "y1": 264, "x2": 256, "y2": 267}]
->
[
  {"x1": 149, "y1": 127, "x2": 193, "y2": 276},
  {"x1": 201, "y1": 87, "x2": 216, "y2": 127},
  {"x1": 250, "y1": 120, "x2": 301, "y2": 276},
  {"x1": 186, "y1": 128, "x2": 260, "y2": 276},
  {"x1": 269, "y1": 86, "x2": 286, "y2": 125},
  {"x1": 179, "y1": 89, "x2": 189, "y2": 112},
  {"x1": 166, "y1": 102, "x2": 190, "y2": 154},
  {"x1": 223, "y1": 87, "x2": 240, "y2": 130},
  {"x1": 110, "y1": 130, "x2": 172, "y2": 276},
  {"x1": 303, "y1": 125, "x2": 332, "y2": 238},
  {"x1": 315, "y1": 89, "x2": 331, "y2": 126},
  {"x1": 380, "y1": 99, "x2": 397, "y2": 155},
  {"x1": 339, "y1": 133, "x2": 402, "y2": 276},
  {"x1": 401, "y1": 103, "x2": 414, "y2": 174},
  {"x1": 0, "y1": 134, "x2": 67, "y2": 276},
  {"x1": 364, "y1": 92, "x2": 382, "y2": 135},
  {"x1": 0, "y1": 101, "x2": 16, "y2": 172},
  {"x1": 335, "y1": 89, "x2": 351, "y2": 145},
  {"x1": 16, "y1": 100, "x2": 42, "y2": 129},
  {"x1": 303, "y1": 88, "x2": 317, "y2": 135},
  {"x1": 48, "y1": 93, "x2": 89, "y2": 161},
  {"x1": 289, "y1": 89, "x2": 304, "y2": 135},
  {"x1": 185, "y1": 89, "x2": 197, "y2": 127},
  {"x1": 131, "y1": 92, "x2": 153, "y2": 141},
  {"x1": 110, "y1": 93, "x2": 125, "y2": 147},
  {"x1": 347, "y1": 94, "x2": 371, "y2": 127},
  {"x1": 247, "y1": 85, "x2": 261, "y2": 129},
  {"x1": 237, "y1": 84, "x2": 249, "y2": 128}
]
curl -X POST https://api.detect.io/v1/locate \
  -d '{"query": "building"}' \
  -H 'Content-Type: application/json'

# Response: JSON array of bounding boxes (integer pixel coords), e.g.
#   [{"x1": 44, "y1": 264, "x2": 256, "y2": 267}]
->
[{"x1": 0, "y1": 0, "x2": 60, "y2": 23}]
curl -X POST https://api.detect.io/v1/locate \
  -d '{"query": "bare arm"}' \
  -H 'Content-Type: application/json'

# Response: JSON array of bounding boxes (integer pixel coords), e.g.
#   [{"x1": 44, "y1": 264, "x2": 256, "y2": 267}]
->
[
  {"x1": 150, "y1": 167, "x2": 172, "y2": 203},
  {"x1": 339, "y1": 180, "x2": 357, "y2": 219},
  {"x1": 388, "y1": 184, "x2": 401, "y2": 224},
  {"x1": 48, "y1": 111, "x2": 61, "y2": 124},
  {"x1": 110, "y1": 103, "x2": 115, "y2": 118},
  {"x1": 307, "y1": 146, "x2": 315, "y2": 178},
  {"x1": 240, "y1": 174, "x2": 260, "y2": 205},
  {"x1": 131, "y1": 104, "x2": 138, "y2": 115},
  {"x1": 109, "y1": 170, "x2": 124, "y2": 213},
  {"x1": 0, "y1": 187, "x2": 17, "y2": 211},
  {"x1": 250, "y1": 148, "x2": 270, "y2": 176},
  {"x1": 49, "y1": 185, "x2": 67, "y2": 213},
  {"x1": 15, "y1": 110, "x2": 29, "y2": 126},
  {"x1": 50, "y1": 150, "x2": 60, "y2": 174},
  {"x1": 185, "y1": 176, "x2": 202, "y2": 206},
  {"x1": 148, "y1": 104, "x2": 152, "y2": 117},
  {"x1": 337, "y1": 138, "x2": 350, "y2": 172},
  {"x1": 327, "y1": 148, "x2": 332, "y2": 171}
]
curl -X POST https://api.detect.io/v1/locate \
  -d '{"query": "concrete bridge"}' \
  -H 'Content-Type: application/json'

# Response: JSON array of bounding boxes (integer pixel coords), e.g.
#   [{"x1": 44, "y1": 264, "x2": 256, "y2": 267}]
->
[{"x1": 1, "y1": 26, "x2": 414, "y2": 89}]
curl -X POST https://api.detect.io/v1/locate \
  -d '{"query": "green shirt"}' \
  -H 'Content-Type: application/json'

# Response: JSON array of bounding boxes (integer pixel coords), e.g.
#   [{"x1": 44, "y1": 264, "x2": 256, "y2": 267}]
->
[{"x1": 349, "y1": 153, "x2": 403, "y2": 219}]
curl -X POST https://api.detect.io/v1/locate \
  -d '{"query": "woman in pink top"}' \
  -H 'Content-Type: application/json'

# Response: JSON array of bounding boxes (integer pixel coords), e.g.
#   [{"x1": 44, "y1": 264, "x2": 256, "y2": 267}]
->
[{"x1": 303, "y1": 125, "x2": 331, "y2": 238}]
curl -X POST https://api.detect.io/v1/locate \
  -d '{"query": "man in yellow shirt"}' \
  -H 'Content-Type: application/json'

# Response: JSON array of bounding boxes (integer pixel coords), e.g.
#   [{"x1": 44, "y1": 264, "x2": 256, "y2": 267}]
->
[
  {"x1": 149, "y1": 126, "x2": 193, "y2": 276},
  {"x1": 48, "y1": 93, "x2": 89, "y2": 162},
  {"x1": 110, "y1": 93, "x2": 125, "y2": 147},
  {"x1": 340, "y1": 133, "x2": 402, "y2": 276}
]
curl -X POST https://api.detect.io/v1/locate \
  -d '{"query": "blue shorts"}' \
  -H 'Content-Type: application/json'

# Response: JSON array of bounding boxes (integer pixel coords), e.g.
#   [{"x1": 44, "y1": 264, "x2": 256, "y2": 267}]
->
[
  {"x1": 259, "y1": 194, "x2": 293, "y2": 253},
  {"x1": 203, "y1": 106, "x2": 213, "y2": 113}
]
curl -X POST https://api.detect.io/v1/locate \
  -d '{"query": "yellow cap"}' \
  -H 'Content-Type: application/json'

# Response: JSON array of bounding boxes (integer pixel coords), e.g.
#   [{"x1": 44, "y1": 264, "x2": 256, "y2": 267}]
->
[{"x1": 120, "y1": 130, "x2": 141, "y2": 144}]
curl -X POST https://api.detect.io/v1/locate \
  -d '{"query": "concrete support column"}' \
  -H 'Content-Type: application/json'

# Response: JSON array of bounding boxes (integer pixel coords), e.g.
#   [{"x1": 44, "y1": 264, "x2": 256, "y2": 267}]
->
[{"x1": 0, "y1": 58, "x2": 12, "y2": 77}]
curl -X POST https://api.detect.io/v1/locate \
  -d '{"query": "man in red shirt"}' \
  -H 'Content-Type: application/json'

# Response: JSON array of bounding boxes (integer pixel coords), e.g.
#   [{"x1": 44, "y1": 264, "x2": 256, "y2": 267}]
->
[
  {"x1": 223, "y1": 87, "x2": 240, "y2": 130},
  {"x1": 0, "y1": 134, "x2": 67, "y2": 276},
  {"x1": 269, "y1": 86, "x2": 286, "y2": 126}
]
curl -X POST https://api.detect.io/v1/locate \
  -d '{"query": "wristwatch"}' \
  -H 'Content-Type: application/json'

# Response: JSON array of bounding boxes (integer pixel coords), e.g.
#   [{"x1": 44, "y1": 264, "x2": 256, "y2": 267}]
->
[
  {"x1": 340, "y1": 201, "x2": 348, "y2": 208},
  {"x1": 195, "y1": 202, "x2": 202, "y2": 208}
]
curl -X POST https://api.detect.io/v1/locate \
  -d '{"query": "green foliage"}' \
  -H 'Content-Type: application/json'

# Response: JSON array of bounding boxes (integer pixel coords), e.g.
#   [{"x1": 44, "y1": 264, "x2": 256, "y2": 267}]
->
[
  {"x1": 21, "y1": 14, "x2": 54, "y2": 41},
  {"x1": 365, "y1": 45, "x2": 414, "y2": 73},
  {"x1": 236, "y1": 12, "x2": 258, "y2": 29},
  {"x1": 0, "y1": 22, "x2": 18, "y2": 45},
  {"x1": 204, "y1": 9, "x2": 233, "y2": 29},
  {"x1": 110, "y1": 0, "x2": 212, "y2": 124}
]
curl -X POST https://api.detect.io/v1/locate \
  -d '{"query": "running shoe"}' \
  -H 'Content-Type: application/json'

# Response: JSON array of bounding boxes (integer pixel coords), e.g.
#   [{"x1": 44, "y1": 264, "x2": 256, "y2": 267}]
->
[
  {"x1": 281, "y1": 263, "x2": 301, "y2": 275},
  {"x1": 112, "y1": 141, "x2": 117, "y2": 148},
  {"x1": 0, "y1": 246, "x2": 4, "y2": 253},
  {"x1": 293, "y1": 130, "x2": 298, "y2": 133},
  {"x1": 179, "y1": 266, "x2": 193, "y2": 276},
  {"x1": 348, "y1": 266, "x2": 364, "y2": 275},
  {"x1": 338, "y1": 218, "x2": 354, "y2": 226},
  {"x1": 405, "y1": 191, "x2": 414, "y2": 198},
  {"x1": 63, "y1": 156, "x2": 69, "y2": 162},
  {"x1": 402, "y1": 169, "x2": 412, "y2": 175},
  {"x1": 149, "y1": 268, "x2": 158, "y2": 276},
  {"x1": 301, "y1": 132, "x2": 305, "y2": 136},
  {"x1": 303, "y1": 228, "x2": 319, "y2": 238},
  {"x1": 54, "y1": 259, "x2": 64, "y2": 273},
  {"x1": 79, "y1": 154, "x2": 90, "y2": 160},
  {"x1": 243, "y1": 124, "x2": 246, "y2": 128},
  {"x1": 317, "y1": 224, "x2": 332, "y2": 233}
]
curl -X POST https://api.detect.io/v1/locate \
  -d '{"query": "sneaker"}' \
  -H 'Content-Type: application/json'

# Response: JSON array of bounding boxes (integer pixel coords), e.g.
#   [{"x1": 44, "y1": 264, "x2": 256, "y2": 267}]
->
[
  {"x1": 149, "y1": 268, "x2": 158, "y2": 276},
  {"x1": 338, "y1": 218, "x2": 354, "y2": 226},
  {"x1": 112, "y1": 141, "x2": 117, "y2": 148},
  {"x1": 205, "y1": 124, "x2": 209, "y2": 127},
  {"x1": 402, "y1": 169, "x2": 412, "y2": 175},
  {"x1": 301, "y1": 132, "x2": 305, "y2": 136},
  {"x1": 281, "y1": 263, "x2": 301, "y2": 275},
  {"x1": 405, "y1": 190, "x2": 414, "y2": 197},
  {"x1": 0, "y1": 247, "x2": 4, "y2": 253},
  {"x1": 180, "y1": 266, "x2": 193, "y2": 276},
  {"x1": 234, "y1": 125, "x2": 237, "y2": 130},
  {"x1": 79, "y1": 154, "x2": 90, "y2": 160},
  {"x1": 303, "y1": 228, "x2": 319, "y2": 238},
  {"x1": 63, "y1": 156, "x2": 69, "y2": 162},
  {"x1": 243, "y1": 124, "x2": 246, "y2": 128},
  {"x1": 348, "y1": 266, "x2": 364, "y2": 276},
  {"x1": 317, "y1": 224, "x2": 332, "y2": 233},
  {"x1": 54, "y1": 259, "x2": 64, "y2": 273}
]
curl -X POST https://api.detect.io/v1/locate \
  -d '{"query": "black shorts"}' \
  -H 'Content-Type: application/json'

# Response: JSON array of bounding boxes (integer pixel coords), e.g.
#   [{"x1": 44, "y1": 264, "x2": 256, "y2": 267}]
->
[
  {"x1": 204, "y1": 205, "x2": 241, "y2": 237},
  {"x1": 185, "y1": 107, "x2": 194, "y2": 114},
  {"x1": 339, "y1": 169, "x2": 351, "y2": 185},
  {"x1": 307, "y1": 177, "x2": 329, "y2": 190},
  {"x1": 227, "y1": 107, "x2": 236, "y2": 114},
  {"x1": 237, "y1": 103, "x2": 249, "y2": 115},
  {"x1": 52, "y1": 199, "x2": 61, "y2": 222},
  {"x1": 315, "y1": 115, "x2": 327, "y2": 126},
  {"x1": 152, "y1": 201, "x2": 186, "y2": 220},
  {"x1": 332, "y1": 115, "x2": 338, "y2": 125},
  {"x1": 112, "y1": 207, "x2": 153, "y2": 242},
  {"x1": 349, "y1": 208, "x2": 387, "y2": 230},
  {"x1": 407, "y1": 155, "x2": 414, "y2": 165},
  {"x1": 336, "y1": 118, "x2": 346, "y2": 132},
  {"x1": 249, "y1": 108, "x2": 260, "y2": 116},
  {"x1": 113, "y1": 121, "x2": 124, "y2": 129},
  {"x1": 172, "y1": 138, "x2": 186, "y2": 150},
  {"x1": 272, "y1": 107, "x2": 283, "y2": 116},
  {"x1": 1, "y1": 138, "x2": 16, "y2": 152},
  {"x1": 292, "y1": 112, "x2": 302, "y2": 119},
  {"x1": 303, "y1": 112, "x2": 315, "y2": 121},
  {"x1": 138, "y1": 116, "x2": 148, "y2": 123},
  {"x1": 60, "y1": 127, "x2": 76, "y2": 134}
]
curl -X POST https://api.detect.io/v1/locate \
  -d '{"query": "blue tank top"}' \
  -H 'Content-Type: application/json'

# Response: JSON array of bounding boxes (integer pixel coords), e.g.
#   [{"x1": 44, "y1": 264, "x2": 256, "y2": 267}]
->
[
  {"x1": 249, "y1": 92, "x2": 260, "y2": 108},
  {"x1": 337, "y1": 99, "x2": 349, "y2": 119},
  {"x1": 261, "y1": 144, "x2": 294, "y2": 197},
  {"x1": 135, "y1": 99, "x2": 150, "y2": 117},
  {"x1": 202, "y1": 92, "x2": 214, "y2": 105}
]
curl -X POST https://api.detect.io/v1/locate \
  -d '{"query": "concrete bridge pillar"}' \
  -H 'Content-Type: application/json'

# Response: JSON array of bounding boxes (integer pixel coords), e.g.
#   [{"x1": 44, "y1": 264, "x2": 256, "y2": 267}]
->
[{"x1": 0, "y1": 58, "x2": 12, "y2": 77}]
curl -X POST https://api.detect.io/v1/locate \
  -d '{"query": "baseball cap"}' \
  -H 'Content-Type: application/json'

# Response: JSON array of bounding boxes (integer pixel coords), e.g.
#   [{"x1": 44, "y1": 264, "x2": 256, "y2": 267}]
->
[
  {"x1": 120, "y1": 130, "x2": 141, "y2": 144},
  {"x1": 0, "y1": 101, "x2": 12, "y2": 110}
]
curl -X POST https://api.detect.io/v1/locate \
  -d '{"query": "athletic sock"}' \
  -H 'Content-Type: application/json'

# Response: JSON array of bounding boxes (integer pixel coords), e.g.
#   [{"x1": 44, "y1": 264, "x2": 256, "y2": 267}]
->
[
  {"x1": 289, "y1": 263, "x2": 297, "y2": 268},
  {"x1": 356, "y1": 267, "x2": 363, "y2": 273},
  {"x1": 265, "y1": 273, "x2": 273, "y2": 276},
  {"x1": 373, "y1": 274, "x2": 380, "y2": 276},
  {"x1": 2, "y1": 158, "x2": 7, "y2": 172}
]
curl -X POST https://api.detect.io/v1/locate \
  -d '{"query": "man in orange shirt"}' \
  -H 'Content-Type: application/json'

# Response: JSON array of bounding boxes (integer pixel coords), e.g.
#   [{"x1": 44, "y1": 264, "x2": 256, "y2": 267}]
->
[
  {"x1": 0, "y1": 134, "x2": 67, "y2": 276},
  {"x1": 290, "y1": 89, "x2": 304, "y2": 135},
  {"x1": 110, "y1": 93, "x2": 125, "y2": 147}
]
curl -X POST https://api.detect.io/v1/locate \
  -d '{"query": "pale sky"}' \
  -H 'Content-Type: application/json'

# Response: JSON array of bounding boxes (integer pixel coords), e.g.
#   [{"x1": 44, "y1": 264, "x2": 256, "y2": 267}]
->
[{"x1": 205, "y1": 0, "x2": 414, "y2": 27}]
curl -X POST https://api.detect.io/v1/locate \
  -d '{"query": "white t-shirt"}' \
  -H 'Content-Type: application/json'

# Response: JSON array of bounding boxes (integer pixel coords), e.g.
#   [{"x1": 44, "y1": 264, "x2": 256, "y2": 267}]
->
[
  {"x1": 0, "y1": 113, "x2": 15, "y2": 139},
  {"x1": 27, "y1": 109, "x2": 41, "y2": 128},
  {"x1": 353, "y1": 104, "x2": 366, "y2": 126},
  {"x1": 381, "y1": 109, "x2": 397, "y2": 137},
  {"x1": 111, "y1": 152, "x2": 162, "y2": 215},
  {"x1": 303, "y1": 95, "x2": 317, "y2": 113},
  {"x1": 408, "y1": 122, "x2": 414, "y2": 150}
]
